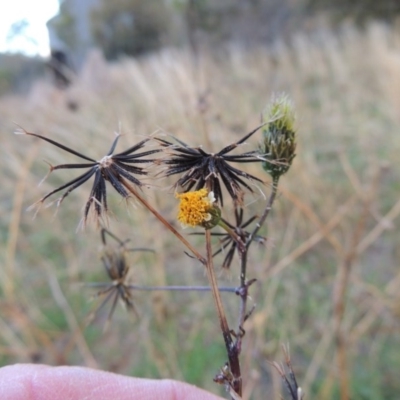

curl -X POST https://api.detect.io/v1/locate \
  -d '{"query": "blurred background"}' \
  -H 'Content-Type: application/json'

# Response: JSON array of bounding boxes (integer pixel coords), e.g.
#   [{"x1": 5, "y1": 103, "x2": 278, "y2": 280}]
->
[{"x1": 1, "y1": 1, "x2": 400, "y2": 399}]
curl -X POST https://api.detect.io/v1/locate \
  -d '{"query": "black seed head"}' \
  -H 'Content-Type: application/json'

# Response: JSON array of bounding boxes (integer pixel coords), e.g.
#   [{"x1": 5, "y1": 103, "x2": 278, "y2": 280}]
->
[{"x1": 157, "y1": 124, "x2": 266, "y2": 207}]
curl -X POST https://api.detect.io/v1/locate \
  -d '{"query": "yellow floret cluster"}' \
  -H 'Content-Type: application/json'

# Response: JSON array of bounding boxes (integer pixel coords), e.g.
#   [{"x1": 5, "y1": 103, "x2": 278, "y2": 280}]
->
[{"x1": 176, "y1": 188, "x2": 214, "y2": 228}]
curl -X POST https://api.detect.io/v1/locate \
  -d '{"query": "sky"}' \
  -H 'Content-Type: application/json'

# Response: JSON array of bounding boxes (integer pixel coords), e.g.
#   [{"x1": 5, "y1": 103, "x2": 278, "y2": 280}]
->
[{"x1": 0, "y1": 0, "x2": 60, "y2": 57}]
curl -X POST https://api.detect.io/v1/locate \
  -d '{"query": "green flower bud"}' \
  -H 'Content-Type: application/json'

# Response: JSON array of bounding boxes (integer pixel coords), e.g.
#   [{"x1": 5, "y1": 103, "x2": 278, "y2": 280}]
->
[
  {"x1": 201, "y1": 205, "x2": 222, "y2": 230},
  {"x1": 260, "y1": 94, "x2": 296, "y2": 179}
]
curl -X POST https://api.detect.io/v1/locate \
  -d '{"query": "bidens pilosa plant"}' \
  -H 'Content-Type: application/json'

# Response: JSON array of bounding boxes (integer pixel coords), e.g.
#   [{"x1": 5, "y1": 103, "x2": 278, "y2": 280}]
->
[{"x1": 16, "y1": 93, "x2": 301, "y2": 399}]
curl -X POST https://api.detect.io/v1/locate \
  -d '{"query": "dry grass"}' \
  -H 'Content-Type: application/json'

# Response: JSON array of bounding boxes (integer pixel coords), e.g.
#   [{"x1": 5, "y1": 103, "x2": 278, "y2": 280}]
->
[{"x1": 1, "y1": 22, "x2": 400, "y2": 399}]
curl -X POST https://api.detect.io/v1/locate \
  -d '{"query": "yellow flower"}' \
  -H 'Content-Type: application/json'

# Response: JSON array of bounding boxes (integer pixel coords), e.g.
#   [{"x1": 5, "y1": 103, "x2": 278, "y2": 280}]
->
[{"x1": 176, "y1": 189, "x2": 217, "y2": 228}]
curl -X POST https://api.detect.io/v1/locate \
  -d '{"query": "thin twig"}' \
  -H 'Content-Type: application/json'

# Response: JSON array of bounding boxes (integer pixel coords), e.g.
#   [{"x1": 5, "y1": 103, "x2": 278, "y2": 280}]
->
[
  {"x1": 333, "y1": 187, "x2": 371, "y2": 400},
  {"x1": 233, "y1": 177, "x2": 279, "y2": 349},
  {"x1": 204, "y1": 229, "x2": 232, "y2": 344},
  {"x1": 246, "y1": 176, "x2": 279, "y2": 250},
  {"x1": 205, "y1": 229, "x2": 242, "y2": 398},
  {"x1": 86, "y1": 283, "x2": 238, "y2": 293}
]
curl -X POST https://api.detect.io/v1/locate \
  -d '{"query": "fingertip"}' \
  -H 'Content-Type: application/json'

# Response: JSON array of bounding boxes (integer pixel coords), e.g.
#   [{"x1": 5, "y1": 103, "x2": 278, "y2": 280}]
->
[{"x1": 0, "y1": 364, "x2": 224, "y2": 400}]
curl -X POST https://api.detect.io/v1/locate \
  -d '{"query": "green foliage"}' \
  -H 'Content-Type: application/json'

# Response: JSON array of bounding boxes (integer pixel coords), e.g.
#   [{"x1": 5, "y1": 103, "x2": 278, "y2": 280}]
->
[
  {"x1": 90, "y1": 0, "x2": 300, "y2": 58},
  {"x1": 178, "y1": 0, "x2": 298, "y2": 45},
  {"x1": 90, "y1": 0, "x2": 171, "y2": 59},
  {"x1": 306, "y1": 0, "x2": 400, "y2": 24},
  {"x1": 51, "y1": 2, "x2": 78, "y2": 49},
  {"x1": 182, "y1": 0, "x2": 233, "y2": 34}
]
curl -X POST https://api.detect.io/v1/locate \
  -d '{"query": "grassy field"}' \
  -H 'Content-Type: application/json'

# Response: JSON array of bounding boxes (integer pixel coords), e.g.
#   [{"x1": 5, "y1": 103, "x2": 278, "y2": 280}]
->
[{"x1": 1, "y1": 23, "x2": 400, "y2": 399}]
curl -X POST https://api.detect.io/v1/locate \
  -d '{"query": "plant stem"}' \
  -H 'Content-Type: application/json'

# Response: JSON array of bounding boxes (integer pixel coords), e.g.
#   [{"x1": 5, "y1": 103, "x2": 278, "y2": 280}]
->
[
  {"x1": 205, "y1": 229, "x2": 242, "y2": 397},
  {"x1": 233, "y1": 177, "x2": 279, "y2": 359},
  {"x1": 87, "y1": 283, "x2": 238, "y2": 293},
  {"x1": 246, "y1": 176, "x2": 279, "y2": 250},
  {"x1": 234, "y1": 247, "x2": 248, "y2": 353},
  {"x1": 124, "y1": 178, "x2": 245, "y2": 395},
  {"x1": 204, "y1": 230, "x2": 231, "y2": 336}
]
